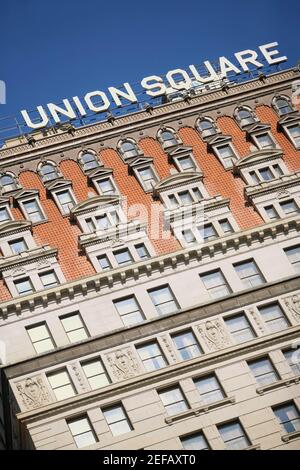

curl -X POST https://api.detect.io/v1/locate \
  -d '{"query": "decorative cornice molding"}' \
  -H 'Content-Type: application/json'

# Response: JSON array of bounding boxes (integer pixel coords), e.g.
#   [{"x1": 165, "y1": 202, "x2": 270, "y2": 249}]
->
[
  {"x1": 0, "y1": 220, "x2": 32, "y2": 238},
  {"x1": 245, "y1": 172, "x2": 300, "y2": 200},
  {"x1": 0, "y1": 215, "x2": 299, "y2": 318},
  {"x1": 0, "y1": 246, "x2": 58, "y2": 271},
  {"x1": 233, "y1": 148, "x2": 283, "y2": 171}
]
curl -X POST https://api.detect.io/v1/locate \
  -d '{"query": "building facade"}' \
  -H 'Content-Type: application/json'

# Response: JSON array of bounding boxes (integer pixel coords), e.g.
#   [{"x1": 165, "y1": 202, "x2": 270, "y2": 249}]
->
[{"x1": 0, "y1": 65, "x2": 300, "y2": 450}]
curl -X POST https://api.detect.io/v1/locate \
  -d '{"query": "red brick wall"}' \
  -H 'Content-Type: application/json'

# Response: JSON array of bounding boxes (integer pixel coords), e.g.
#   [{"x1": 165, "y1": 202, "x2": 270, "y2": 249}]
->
[{"x1": 0, "y1": 104, "x2": 299, "y2": 301}]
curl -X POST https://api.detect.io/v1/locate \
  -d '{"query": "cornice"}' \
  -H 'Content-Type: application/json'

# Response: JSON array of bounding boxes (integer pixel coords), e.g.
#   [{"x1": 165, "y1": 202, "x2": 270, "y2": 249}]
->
[
  {"x1": 165, "y1": 195, "x2": 230, "y2": 223},
  {"x1": 0, "y1": 214, "x2": 299, "y2": 318},
  {"x1": 0, "y1": 69, "x2": 299, "y2": 170},
  {"x1": 233, "y1": 148, "x2": 283, "y2": 171},
  {"x1": 0, "y1": 246, "x2": 58, "y2": 271},
  {"x1": 245, "y1": 172, "x2": 300, "y2": 200},
  {"x1": 153, "y1": 171, "x2": 203, "y2": 195},
  {"x1": 0, "y1": 220, "x2": 32, "y2": 238},
  {"x1": 70, "y1": 195, "x2": 121, "y2": 219},
  {"x1": 78, "y1": 220, "x2": 147, "y2": 249}
]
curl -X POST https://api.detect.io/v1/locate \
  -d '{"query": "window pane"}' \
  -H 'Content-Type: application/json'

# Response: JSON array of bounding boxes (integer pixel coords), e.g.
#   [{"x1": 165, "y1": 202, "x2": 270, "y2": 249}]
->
[
  {"x1": 256, "y1": 133, "x2": 274, "y2": 149},
  {"x1": 97, "y1": 254, "x2": 111, "y2": 270},
  {"x1": 280, "y1": 200, "x2": 299, "y2": 215},
  {"x1": 181, "y1": 433, "x2": 209, "y2": 450},
  {"x1": 68, "y1": 417, "x2": 96, "y2": 448},
  {"x1": 218, "y1": 422, "x2": 250, "y2": 450},
  {"x1": 178, "y1": 156, "x2": 195, "y2": 171},
  {"x1": 195, "y1": 375, "x2": 225, "y2": 403},
  {"x1": 114, "y1": 248, "x2": 133, "y2": 266},
  {"x1": 178, "y1": 191, "x2": 193, "y2": 205},
  {"x1": 137, "y1": 342, "x2": 167, "y2": 371},
  {"x1": 60, "y1": 314, "x2": 88, "y2": 342},
  {"x1": 159, "y1": 387, "x2": 188, "y2": 416},
  {"x1": 103, "y1": 405, "x2": 132, "y2": 436},
  {"x1": 265, "y1": 205, "x2": 279, "y2": 220},
  {"x1": 258, "y1": 304, "x2": 289, "y2": 332},
  {"x1": 97, "y1": 178, "x2": 115, "y2": 195},
  {"x1": 201, "y1": 270, "x2": 231, "y2": 299},
  {"x1": 219, "y1": 219, "x2": 234, "y2": 234},
  {"x1": 9, "y1": 238, "x2": 28, "y2": 254},
  {"x1": 273, "y1": 403, "x2": 300, "y2": 433},
  {"x1": 148, "y1": 286, "x2": 179, "y2": 315},
  {"x1": 27, "y1": 323, "x2": 55, "y2": 353},
  {"x1": 47, "y1": 370, "x2": 75, "y2": 400},
  {"x1": 248, "y1": 358, "x2": 278, "y2": 386},
  {"x1": 283, "y1": 350, "x2": 300, "y2": 376},
  {"x1": 234, "y1": 260, "x2": 265, "y2": 289},
  {"x1": 172, "y1": 331, "x2": 202, "y2": 360},
  {"x1": 285, "y1": 245, "x2": 300, "y2": 273},
  {"x1": 23, "y1": 199, "x2": 44, "y2": 222},
  {"x1": 39, "y1": 270, "x2": 59, "y2": 288},
  {"x1": 135, "y1": 243, "x2": 150, "y2": 259},
  {"x1": 114, "y1": 296, "x2": 144, "y2": 326},
  {"x1": 0, "y1": 207, "x2": 11, "y2": 222},
  {"x1": 82, "y1": 359, "x2": 110, "y2": 390},
  {"x1": 225, "y1": 314, "x2": 255, "y2": 343},
  {"x1": 14, "y1": 277, "x2": 34, "y2": 295}
]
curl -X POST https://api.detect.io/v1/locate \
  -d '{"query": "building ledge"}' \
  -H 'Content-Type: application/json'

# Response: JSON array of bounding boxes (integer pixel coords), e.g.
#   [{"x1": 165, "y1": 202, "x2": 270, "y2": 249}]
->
[
  {"x1": 256, "y1": 375, "x2": 300, "y2": 395},
  {"x1": 0, "y1": 214, "x2": 299, "y2": 318},
  {"x1": 282, "y1": 430, "x2": 300, "y2": 443},
  {"x1": 165, "y1": 396, "x2": 235, "y2": 424},
  {"x1": 0, "y1": 245, "x2": 58, "y2": 271},
  {"x1": 245, "y1": 444, "x2": 261, "y2": 450}
]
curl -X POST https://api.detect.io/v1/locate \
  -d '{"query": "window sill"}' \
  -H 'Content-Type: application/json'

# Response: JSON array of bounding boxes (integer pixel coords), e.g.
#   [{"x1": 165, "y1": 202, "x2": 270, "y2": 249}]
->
[
  {"x1": 256, "y1": 376, "x2": 300, "y2": 395},
  {"x1": 245, "y1": 444, "x2": 261, "y2": 450},
  {"x1": 165, "y1": 396, "x2": 235, "y2": 424},
  {"x1": 282, "y1": 430, "x2": 300, "y2": 443}
]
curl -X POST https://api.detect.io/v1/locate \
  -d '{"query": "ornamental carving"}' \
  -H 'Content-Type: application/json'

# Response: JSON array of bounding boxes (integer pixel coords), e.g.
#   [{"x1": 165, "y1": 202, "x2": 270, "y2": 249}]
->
[
  {"x1": 248, "y1": 308, "x2": 265, "y2": 334},
  {"x1": 197, "y1": 319, "x2": 231, "y2": 351},
  {"x1": 15, "y1": 376, "x2": 52, "y2": 410},
  {"x1": 284, "y1": 295, "x2": 300, "y2": 324},
  {"x1": 70, "y1": 363, "x2": 87, "y2": 392},
  {"x1": 160, "y1": 335, "x2": 177, "y2": 363},
  {"x1": 105, "y1": 348, "x2": 140, "y2": 381}
]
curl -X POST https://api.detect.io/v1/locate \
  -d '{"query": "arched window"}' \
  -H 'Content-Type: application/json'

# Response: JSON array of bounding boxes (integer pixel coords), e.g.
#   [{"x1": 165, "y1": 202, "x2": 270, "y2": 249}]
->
[
  {"x1": 118, "y1": 139, "x2": 140, "y2": 160},
  {"x1": 157, "y1": 128, "x2": 178, "y2": 148},
  {"x1": 196, "y1": 118, "x2": 217, "y2": 138},
  {"x1": 38, "y1": 162, "x2": 60, "y2": 183},
  {"x1": 273, "y1": 96, "x2": 293, "y2": 116},
  {"x1": 78, "y1": 150, "x2": 99, "y2": 172},
  {"x1": 234, "y1": 106, "x2": 256, "y2": 127},
  {"x1": 0, "y1": 172, "x2": 18, "y2": 193}
]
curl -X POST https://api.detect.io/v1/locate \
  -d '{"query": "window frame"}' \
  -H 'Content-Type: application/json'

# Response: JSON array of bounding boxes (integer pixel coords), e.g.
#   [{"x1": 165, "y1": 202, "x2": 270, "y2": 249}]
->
[
  {"x1": 26, "y1": 322, "x2": 56, "y2": 354},
  {"x1": 60, "y1": 312, "x2": 90, "y2": 343},
  {"x1": 19, "y1": 197, "x2": 47, "y2": 224},
  {"x1": 148, "y1": 284, "x2": 180, "y2": 316}
]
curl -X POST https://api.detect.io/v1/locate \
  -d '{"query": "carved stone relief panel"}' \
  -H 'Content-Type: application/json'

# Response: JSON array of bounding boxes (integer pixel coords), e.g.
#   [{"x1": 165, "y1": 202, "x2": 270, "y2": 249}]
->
[
  {"x1": 104, "y1": 347, "x2": 141, "y2": 382},
  {"x1": 14, "y1": 375, "x2": 52, "y2": 411},
  {"x1": 197, "y1": 318, "x2": 232, "y2": 352}
]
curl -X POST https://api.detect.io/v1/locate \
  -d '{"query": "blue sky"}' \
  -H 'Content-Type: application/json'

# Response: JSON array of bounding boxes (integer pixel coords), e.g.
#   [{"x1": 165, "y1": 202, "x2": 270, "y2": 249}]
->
[{"x1": 0, "y1": 0, "x2": 299, "y2": 120}]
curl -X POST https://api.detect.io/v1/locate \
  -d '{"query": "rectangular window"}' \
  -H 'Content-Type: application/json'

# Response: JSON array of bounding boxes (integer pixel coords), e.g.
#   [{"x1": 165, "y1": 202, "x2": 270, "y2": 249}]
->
[
  {"x1": 39, "y1": 270, "x2": 59, "y2": 289},
  {"x1": 135, "y1": 243, "x2": 150, "y2": 260},
  {"x1": 81, "y1": 358, "x2": 110, "y2": 390},
  {"x1": 103, "y1": 404, "x2": 132, "y2": 436},
  {"x1": 225, "y1": 313, "x2": 255, "y2": 343},
  {"x1": 137, "y1": 166, "x2": 157, "y2": 191},
  {"x1": 216, "y1": 144, "x2": 237, "y2": 168},
  {"x1": 47, "y1": 369, "x2": 76, "y2": 401},
  {"x1": 284, "y1": 245, "x2": 300, "y2": 273},
  {"x1": 283, "y1": 349, "x2": 300, "y2": 376},
  {"x1": 182, "y1": 229, "x2": 196, "y2": 244},
  {"x1": 14, "y1": 277, "x2": 34, "y2": 296},
  {"x1": 177, "y1": 155, "x2": 196, "y2": 171},
  {"x1": 178, "y1": 190, "x2": 193, "y2": 206},
  {"x1": 287, "y1": 124, "x2": 300, "y2": 147},
  {"x1": 264, "y1": 205, "x2": 279, "y2": 220},
  {"x1": 26, "y1": 322, "x2": 55, "y2": 354},
  {"x1": 273, "y1": 403, "x2": 300, "y2": 434},
  {"x1": 114, "y1": 296, "x2": 144, "y2": 326},
  {"x1": 9, "y1": 238, "x2": 28, "y2": 254},
  {"x1": 255, "y1": 133, "x2": 275, "y2": 149},
  {"x1": 200, "y1": 269, "x2": 231, "y2": 299},
  {"x1": 192, "y1": 187, "x2": 203, "y2": 201},
  {"x1": 56, "y1": 190, "x2": 75, "y2": 214},
  {"x1": 181, "y1": 432, "x2": 209, "y2": 450},
  {"x1": 60, "y1": 313, "x2": 89, "y2": 343},
  {"x1": 96, "y1": 177, "x2": 116, "y2": 195},
  {"x1": 168, "y1": 194, "x2": 179, "y2": 209},
  {"x1": 218, "y1": 421, "x2": 250, "y2": 450},
  {"x1": 258, "y1": 167, "x2": 273, "y2": 181},
  {"x1": 97, "y1": 254, "x2": 112, "y2": 271},
  {"x1": 0, "y1": 207, "x2": 11, "y2": 222},
  {"x1": 95, "y1": 214, "x2": 111, "y2": 230},
  {"x1": 219, "y1": 219, "x2": 234, "y2": 234},
  {"x1": 194, "y1": 374, "x2": 225, "y2": 404},
  {"x1": 172, "y1": 330, "x2": 202, "y2": 360},
  {"x1": 159, "y1": 386, "x2": 189, "y2": 416},
  {"x1": 200, "y1": 223, "x2": 218, "y2": 242},
  {"x1": 148, "y1": 285, "x2": 179, "y2": 315},
  {"x1": 68, "y1": 416, "x2": 97, "y2": 448},
  {"x1": 280, "y1": 200, "x2": 299, "y2": 216},
  {"x1": 23, "y1": 199, "x2": 45, "y2": 223},
  {"x1": 234, "y1": 259, "x2": 265, "y2": 289},
  {"x1": 258, "y1": 303, "x2": 289, "y2": 332},
  {"x1": 114, "y1": 248, "x2": 133, "y2": 266},
  {"x1": 248, "y1": 357, "x2": 279, "y2": 386},
  {"x1": 136, "y1": 341, "x2": 167, "y2": 371}
]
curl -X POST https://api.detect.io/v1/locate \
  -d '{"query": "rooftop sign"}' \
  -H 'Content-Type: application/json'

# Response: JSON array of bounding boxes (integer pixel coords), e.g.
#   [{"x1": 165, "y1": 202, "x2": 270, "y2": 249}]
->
[{"x1": 21, "y1": 42, "x2": 287, "y2": 130}]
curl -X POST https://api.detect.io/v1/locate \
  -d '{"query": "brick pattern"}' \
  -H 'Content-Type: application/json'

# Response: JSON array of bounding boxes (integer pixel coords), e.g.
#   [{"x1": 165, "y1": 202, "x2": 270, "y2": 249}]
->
[{"x1": 0, "y1": 105, "x2": 300, "y2": 301}]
